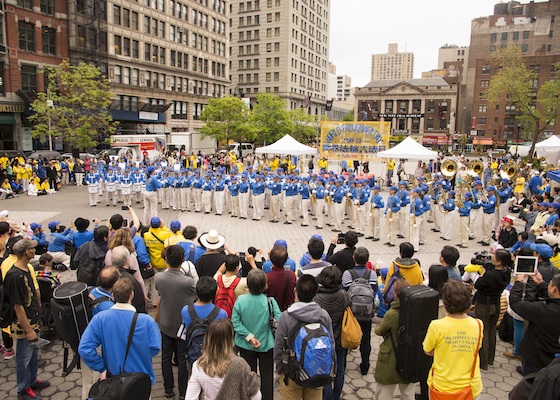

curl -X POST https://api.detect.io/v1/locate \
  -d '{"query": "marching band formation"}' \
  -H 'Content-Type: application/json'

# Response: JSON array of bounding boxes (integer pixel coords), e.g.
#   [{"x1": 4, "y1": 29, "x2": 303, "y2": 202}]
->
[{"x1": 81, "y1": 155, "x2": 521, "y2": 252}]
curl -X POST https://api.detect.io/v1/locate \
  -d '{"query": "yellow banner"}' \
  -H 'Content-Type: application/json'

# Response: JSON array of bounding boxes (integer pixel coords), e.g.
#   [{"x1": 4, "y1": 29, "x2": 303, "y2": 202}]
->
[{"x1": 320, "y1": 121, "x2": 390, "y2": 159}]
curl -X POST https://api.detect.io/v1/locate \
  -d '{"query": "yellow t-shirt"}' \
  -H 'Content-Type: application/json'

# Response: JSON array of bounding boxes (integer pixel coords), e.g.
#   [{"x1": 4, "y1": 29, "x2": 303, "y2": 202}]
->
[
  {"x1": 270, "y1": 159, "x2": 280, "y2": 171},
  {"x1": 514, "y1": 177, "x2": 525, "y2": 193},
  {"x1": 40, "y1": 181, "x2": 50, "y2": 191},
  {"x1": 164, "y1": 232, "x2": 186, "y2": 247},
  {"x1": 0, "y1": 157, "x2": 8, "y2": 169},
  {"x1": 423, "y1": 316, "x2": 483, "y2": 398},
  {"x1": 491, "y1": 162, "x2": 498, "y2": 171},
  {"x1": 387, "y1": 160, "x2": 395, "y2": 170},
  {"x1": 551, "y1": 253, "x2": 560, "y2": 270}
]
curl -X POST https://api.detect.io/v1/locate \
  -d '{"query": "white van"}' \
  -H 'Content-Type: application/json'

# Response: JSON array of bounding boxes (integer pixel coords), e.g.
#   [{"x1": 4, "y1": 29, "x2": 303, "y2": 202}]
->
[{"x1": 220, "y1": 142, "x2": 254, "y2": 159}]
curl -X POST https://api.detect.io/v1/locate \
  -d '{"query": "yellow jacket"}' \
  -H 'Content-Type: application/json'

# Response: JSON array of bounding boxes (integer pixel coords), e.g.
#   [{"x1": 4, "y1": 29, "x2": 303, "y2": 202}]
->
[
  {"x1": 40, "y1": 181, "x2": 50, "y2": 191},
  {"x1": 144, "y1": 227, "x2": 171, "y2": 269},
  {"x1": 164, "y1": 232, "x2": 186, "y2": 247},
  {"x1": 270, "y1": 158, "x2": 280, "y2": 171}
]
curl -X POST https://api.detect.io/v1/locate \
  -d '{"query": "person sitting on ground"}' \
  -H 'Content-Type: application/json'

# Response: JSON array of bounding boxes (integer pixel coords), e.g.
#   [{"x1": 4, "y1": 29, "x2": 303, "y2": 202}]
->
[
  {"x1": 386, "y1": 242, "x2": 424, "y2": 286},
  {"x1": 273, "y1": 275, "x2": 334, "y2": 399},
  {"x1": 374, "y1": 278, "x2": 415, "y2": 400},
  {"x1": 34, "y1": 253, "x2": 61, "y2": 288},
  {"x1": 423, "y1": 280, "x2": 483, "y2": 399},
  {"x1": 46, "y1": 220, "x2": 74, "y2": 267},
  {"x1": 72, "y1": 217, "x2": 99, "y2": 251},
  {"x1": 326, "y1": 230, "x2": 358, "y2": 273},
  {"x1": 297, "y1": 237, "x2": 331, "y2": 278},
  {"x1": 265, "y1": 245, "x2": 296, "y2": 311},
  {"x1": 498, "y1": 217, "x2": 518, "y2": 249},
  {"x1": 262, "y1": 239, "x2": 296, "y2": 273},
  {"x1": 510, "y1": 231, "x2": 531, "y2": 254},
  {"x1": 185, "y1": 318, "x2": 262, "y2": 400}
]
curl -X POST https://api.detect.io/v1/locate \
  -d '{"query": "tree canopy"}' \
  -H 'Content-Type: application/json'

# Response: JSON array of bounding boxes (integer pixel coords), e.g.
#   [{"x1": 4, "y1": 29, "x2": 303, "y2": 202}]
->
[
  {"x1": 29, "y1": 61, "x2": 117, "y2": 149},
  {"x1": 250, "y1": 93, "x2": 293, "y2": 145},
  {"x1": 200, "y1": 96, "x2": 255, "y2": 145},
  {"x1": 486, "y1": 46, "x2": 560, "y2": 159}
]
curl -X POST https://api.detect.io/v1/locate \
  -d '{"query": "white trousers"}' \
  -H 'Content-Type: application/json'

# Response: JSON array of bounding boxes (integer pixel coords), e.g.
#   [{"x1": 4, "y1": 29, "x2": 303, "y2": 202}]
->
[
  {"x1": 143, "y1": 191, "x2": 158, "y2": 225},
  {"x1": 482, "y1": 212, "x2": 494, "y2": 243},
  {"x1": 106, "y1": 191, "x2": 116, "y2": 206},
  {"x1": 253, "y1": 193, "x2": 264, "y2": 219},
  {"x1": 51, "y1": 251, "x2": 70, "y2": 267},
  {"x1": 173, "y1": 188, "x2": 182, "y2": 210},
  {"x1": 469, "y1": 207, "x2": 481, "y2": 239},
  {"x1": 193, "y1": 188, "x2": 202, "y2": 211},
  {"x1": 285, "y1": 196, "x2": 294, "y2": 222},
  {"x1": 123, "y1": 194, "x2": 131, "y2": 207},
  {"x1": 386, "y1": 211, "x2": 397, "y2": 245},
  {"x1": 442, "y1": 211, "x2": 453, "y2": 240},
  {"x1": 316, "y1": 199, "x2": 325, "y2": 228},
  {"x1": 203, "y1": 190, "x2": 213, "y2": 212},
  {"x1": 398, "y1": 207, "x2": 407, "y2": 236},
  {"x1": 434, "y1": 206, "x2": 442, "y2": 231},
  {"x1": 370, "y1": 208, "x2": 380, "y2": 238},
  {"x1": 231, "y1": 195, "x2": 239, "y2": 217},
  {"x1": 182, "y1": 187, "x2": 191, "y2": 211},
  {"x1": 409, "y1": 214, "x2": 420, "y2": 251},
  {"x1": 419, "y1": 211, "x2": 427, "y2": 243},
  {"x1": 270, "y1": 195, "x2": 280, "y2": 221},
  {"x1": 214, "y1": 191, "x2": 225, "y2": 214},
  {"x1": 239, "y1": 192, "x2": 250, "y2": 218},
  {"x1": 162, "y1": 187, "x2": 171, "y2": 209},
  {"x1": 88, "y1": 192, "x2": 97, "y2": 206},
  {"x1": 302, "y1": 198, "x2": 310, "y2": 225},
  {"x1": 460, "y1": 215, "x2": 469, "y2": 246},
  {"x1": 355, "y1": 205, "x2": 365, "y2": 233},
  {"x1": 333, "y1": 202, "x2": 343, "y2": 230}
]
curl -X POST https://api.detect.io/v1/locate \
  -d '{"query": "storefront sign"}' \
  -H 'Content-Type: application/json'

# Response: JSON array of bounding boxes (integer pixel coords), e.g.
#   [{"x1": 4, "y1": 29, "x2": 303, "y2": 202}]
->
[
  {"x1": 379, "y1": 113, "x2": 424, "y2": 118},
  {"x1": 320, "y1": 121, "x2": 390, "y2": 159},
  {"x1": 138, "y1": 111, "x2": 159, "y2": 121},
  {"x1": 0, "y1": 104, "x2": 24, "y2": 113},
  {"x1": 422, "y1": 135, "x2": 452, "y2": 145},
  {"x1": 470, "y1": 130, "x2": 478, "y2": 136},
  {"x1": 390, "y1": 136, "x2": 419, "y2": 142},
  {"x1": 21, "y1": 127, "x2": 32, "y2": 151},
  {"x1": 392, "y1": 129, "x2": 409, "y2": 134}
]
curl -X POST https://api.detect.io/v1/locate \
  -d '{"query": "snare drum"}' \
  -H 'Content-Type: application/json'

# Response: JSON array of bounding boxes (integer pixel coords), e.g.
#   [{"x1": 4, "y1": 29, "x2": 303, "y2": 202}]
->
[
  {"x1": 121, "y1": 184, "x2": 132, "y2": 195},
  {"x1": 133, "y1": 183, "x2": 142, "y2": 192},
  {"x1": 141, "y1": 184, "x2": 146, "y2": 194},
  {"x1": 106, "y1": 183, "x2": 116, "y2": 192},
  {"x1": 116, "y1": 183, "x2": 122, "y2": 191},
  {"x1": 88, "y1": 184, "x2": 98, "y2": 194}
]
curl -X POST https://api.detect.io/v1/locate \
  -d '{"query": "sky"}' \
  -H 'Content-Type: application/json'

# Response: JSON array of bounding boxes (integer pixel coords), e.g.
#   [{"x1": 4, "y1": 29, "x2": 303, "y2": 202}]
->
[{"x1": 329, "y1": 0, "x2": 497, "y2": 86}]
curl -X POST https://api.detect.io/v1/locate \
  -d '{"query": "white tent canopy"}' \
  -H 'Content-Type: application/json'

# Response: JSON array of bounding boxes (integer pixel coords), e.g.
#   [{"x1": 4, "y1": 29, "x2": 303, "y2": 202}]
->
[
  {"x1": 254, "y1": 134, "x2": 317, "y2": 156},
  {"x1": 535, "y1": 135, "x2": 560, "y2": 166},
  {"x1": 377, "y1": 137, "x2": 438, "y2": 160}
]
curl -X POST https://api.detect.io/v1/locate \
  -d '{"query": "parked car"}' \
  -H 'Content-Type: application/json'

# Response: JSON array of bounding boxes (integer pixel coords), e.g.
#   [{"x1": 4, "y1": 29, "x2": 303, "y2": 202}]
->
[
  {"x1": 219, "y1": 142, "x2": 254, "y2": 159},
  {"x1": 28, "y1": 151, "x2": 62, "y2": 160},
  {"x1": 58, "y1": 152, "x2": 97, "y2": 160}
]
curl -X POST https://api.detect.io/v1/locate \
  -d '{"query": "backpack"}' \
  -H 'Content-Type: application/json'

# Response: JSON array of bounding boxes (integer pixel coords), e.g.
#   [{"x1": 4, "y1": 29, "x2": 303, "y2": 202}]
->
[
  {"x1": 215, "y1": 275, "x2": 240, "y2": 318},
  {"x1": 185, "y1": 305, "x2": 221, "y2": 365},
  {"x1": 285, "y1": 320, "x2": 336, "y2": 388},
  {"x1": 347, "y1": 269, "x2": 376, "y2": 321},
  {"x1": 86, "y1": 287, "x2": 114, "y2": 319},
  {"x1": 383, "y1": 263, "x2": 404, "y2": 305},
  {"x1": 76, "y1": 242, "x2": 106, "y2": 286},
  {"x1": 0, "y1": 281, "x2": 14, "y2": 329}
]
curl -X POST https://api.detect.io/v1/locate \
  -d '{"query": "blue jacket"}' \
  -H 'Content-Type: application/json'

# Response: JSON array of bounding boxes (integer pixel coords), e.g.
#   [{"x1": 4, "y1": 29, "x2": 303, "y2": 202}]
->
[
  {"x1": 73, "y1": 231, "x2": 94, "y2": 250},
  {"x1": 88, "y1": 287, "x2": 115, "y2": 316},
  {"x1": 78, "y1": 305, "x2": 161, "y2": 384},
  {"x1": 481, "y1": 194, "x2": 497, "y2": 214},
  {"x1": 496, "y1": 186, "x2": 512, "y2": 202},
  {"x1": 441, "y1": 198, "x2": 455, "y2": 212},
  {"x1": 132, "y1": 234, "x2": 151, "y2": 267},
  {"x1": 299, "y1": 184, "x2": 310, "y2": 200},
  {"x1": 410, "y1": 197, "x2": 424, "y2": 216},
  {"x1": 32, "y1": 232, "x2": 46, "y2": 247},
  {"x1": 47, "y1": 228, "x2": 73, "y2": 252},
  {"x1": 371, "y1": 193, "x2": 384, "y2": 208},
  {"x1": 423, "y1": 195, "x2": 431, "y2": 211},
  {"x1": 458, "y1": 200, "x2": 473, "y2": 217},
  {"x1": 528, "y1": 176, "x2": 542, "y2": 193},
  {"x1": 145, "y1": 175, "x2": 162, "y2": 192},
  {"x1": 510, "y1": 240, "x2": 532, "y2": 254},
  {"x1": 263, "y1": 257, "x2": 296, "y2": 273},
  {"x1": 385, "y1": 194, "x2": 400, "y2": 214},
  {"x1": 299, "y1": 252, "x2": 327, "y2": 267}
]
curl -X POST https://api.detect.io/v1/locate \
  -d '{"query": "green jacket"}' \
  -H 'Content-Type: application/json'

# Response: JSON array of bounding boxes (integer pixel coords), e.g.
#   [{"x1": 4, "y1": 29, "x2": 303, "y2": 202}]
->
[{"x1": 374, "y1": 301, "x2": 410, "y2": 385}]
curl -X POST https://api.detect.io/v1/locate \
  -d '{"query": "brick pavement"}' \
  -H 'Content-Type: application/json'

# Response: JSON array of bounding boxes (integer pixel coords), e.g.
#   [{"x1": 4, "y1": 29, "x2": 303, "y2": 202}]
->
[{"x1": 0, "y1": 183, "x2": 524, "y2": 400}]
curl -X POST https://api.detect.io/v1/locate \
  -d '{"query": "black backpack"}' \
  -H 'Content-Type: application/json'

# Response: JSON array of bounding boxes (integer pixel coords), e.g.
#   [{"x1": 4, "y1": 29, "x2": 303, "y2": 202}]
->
[
  {"x1": 0, "y1": 270, "x2": 15, "y2": 329},
  {"x1": 76, "y1": 242, "x2": 106, "y2": 286},
  {"x1": 185, "y1": 305, "x2": 221, "y2": 365}
]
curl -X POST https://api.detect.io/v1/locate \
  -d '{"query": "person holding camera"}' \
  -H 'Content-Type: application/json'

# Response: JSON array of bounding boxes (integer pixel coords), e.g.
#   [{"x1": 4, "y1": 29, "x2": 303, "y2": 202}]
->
[
  {"x1": 474, "y1": 249, "x2": 513, "y2": 370},
  {"x1": 326, "y1": 230, "x2": 358, "y2": 273}
]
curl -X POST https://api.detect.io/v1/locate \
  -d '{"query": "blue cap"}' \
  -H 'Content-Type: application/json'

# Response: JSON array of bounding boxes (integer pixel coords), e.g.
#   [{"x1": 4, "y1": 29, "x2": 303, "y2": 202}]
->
[
  {"x1": 418, "y1": 177, "x2": 425, "y2": 181},
  {"x1": 448, "y1": 190, "x2": 456, "y2": 196},
  {"x1": 30, "y1": 223, "x2": 41, "y2": 231},
  {"x1": 350, "y1": 174, "x2": 355, "y2": 178},
  {"x1": 464, "y1": 192, "x2": 473, "y2": 198},
  {"x1": 294, "y1": 169, "x2": 299, "y2": 173},
  {"x1": 379, "y1": 268, "x2": 389, "y2": 279},
  {"x1": 436, "y1": 180, "x2": 443, "y2": 186},
  {"x1": 329, "y1": 171, "x2": 334, "y2": 174},
  {"x1": 501, "y1": 178, "x2": 509, "y2": 184},
  {"x1": 373, "y1": 185, "x2": 380, "y2": 190},
  {"x1": 390, "y1": 186, "x2": 398, "y2": 191},
  {"x1": 421, "y1": 185, "x2": 428, "y2": 192},
  {"x1": 48, "y1": 221, "x2": 61, "y2": 230},
  {"x1": 487, "y1": 186, "x2": 496, "y2": 191},
  {"x1": 551, "y1": 202, "x2": 560, "y2": 209},
  {"x1": 170, "y1": 220, "x2": 181, "y2": 232},
  {"x1": 150, "y1": 217, "x2": 161, "y2": 228},
  {"x1": 538, "y1": 202, "x2": 551, "y2": 207},
  {"x1": 147, "y1": 166, "x2": 156, "y2": 175},
  {"x1": 412, "y1": 188, "x2": 422, "y2": 193},
  {"x1": 336, "y1": 179, "x2": 342, "y2": 184},
  {"x1": 311, "y1": 234, "x2": 322, "y2": 241},
  {"x1": 303, "y1": 177, "x2": 309, "y2": 182},
  {"x1": 274, "y1": 239, "x2": 287, "y2": 249},
  {"x1": 530, "y1": 243, "x2": 553, "y2": 259},
  {"x1": 474, "y1": 180, "x2": 483, "y2": 186}
]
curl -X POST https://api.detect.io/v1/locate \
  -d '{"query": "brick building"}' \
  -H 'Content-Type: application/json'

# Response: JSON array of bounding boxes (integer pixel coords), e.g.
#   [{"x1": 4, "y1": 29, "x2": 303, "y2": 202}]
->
[
  {"x1": 2, "y1": 0, "x2": 69, "y2": 151},
  {"x1": 466, "y1": 0, "x2": 560, "y2": 150}
]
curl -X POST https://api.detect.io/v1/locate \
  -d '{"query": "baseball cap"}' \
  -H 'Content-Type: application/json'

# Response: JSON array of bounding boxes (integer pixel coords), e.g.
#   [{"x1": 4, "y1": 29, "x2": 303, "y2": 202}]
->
[
  {"x1": 501, "y1": 179, "x2": 509, "y2": 184},
  {"x1": 147, "y1": 166, "x2": 156, "y2": 175},
  {"x1": 390, "y1": 186, "x2": 398, "y2": 191},
  {"x1": 48, "y1": 221, "x2": 61, "y2": 230},
  {"x1": 311, "y1": 234, "x2": 322, "y2": 241},
  {"x1": 150, "y1": 217, "x2": 161, "y2": 228},
  {"x1": 538, "y1": 202, "x2": 551, "y2": 207},
  {"x1": 530, "y1": 243, "x2": 553, "y2": 260},
  {"x1": 12, "y1": 239, "x2": 38, "y2": 256},
  {"x1": 487, "y1": 186, "x2": 496, "y2": 191},
  {"x1": 501, "y1": 217, "x2": 513, "y2": 225},
  {"x1": 464, "y1": 192, "x2": 472, "y2": 198},
  {"x1": 373, "y1": 185, "x2": 380, "y2": 190},
  {"x1": 30, "y1": 223, "x2": 41, "y2": 231},
  {"x1": 170, "y1": 220, "x2": 181, "y2": 232},
  {"x1": 274, "y1": 239, "x2": 288, "y2": 249},
  {"x1": 412, "y1": 188, "x2": 421, "y2": 193},
  {"x1": 448, "y1": 190, "x2": 456, "y2": 196}
]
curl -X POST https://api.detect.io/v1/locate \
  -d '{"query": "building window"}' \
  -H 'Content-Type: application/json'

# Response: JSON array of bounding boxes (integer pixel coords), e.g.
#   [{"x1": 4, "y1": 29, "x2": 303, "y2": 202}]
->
[
  {"x1": 21, "y1": 65, "x2": 37, "y2": 92},
  {"x1": 480, "y1": 79, "x2": 490, "y2": 87},
  {"x1": 478, "y1": 105, "x2": 488, "y2": 112},
  {"x1": 114, "y1": 66, "x2": 121, "y2": 83},
  {"x1": 132, "y1": 12, "x2": 138, "y2": 30},
  {"x1": 42, "y1": 27, "x2": 56, "y2": 55},
  {"x1": 275, "y1": 12, "x2": 280, "y2": 22},
  {"x1": 477, "y1": 117, "x2": 486, "y2": 124},
  {"x1": 144, "y1": 43, "x2": 150, "y2": 61},
  {"x1": 17, "y1": 0, "x2": 33, "y2": 10},
  {"x1": 123, "y1": 38, "x2": 130, "y2": 56},
  {"x1": 114, "y1": 5, "x2": 121, "y2": 25},
  {"x1": 152, "y1": 45, "x2": 158, "y2": 63},
  {"x1": 160, "y1": 21, "x2": 165, "y2": 38},
  {"x1": 40, "y1": 0, "x2": 54, "y2": 15},
  {"x1": 501, "y1": 32, "x2": 508, "y2": 41},
  {"x1": 18, "y1": 22, "x2": 35, "y2": 52},
  {"x1": 160, "y1": 47, "x2": 165, "y2": 64},
  {"x1": 523, "y1": 31, "x2": 529, "y2": 39},
  {"x1": 123, "y1": 9, "x2": 130, "y2": 27},
  {"x1": 490, "y1": 33, "x2": 497, "y2": 42},
  {"x1": 489, "y1": 45, "x2": 496, "y2": 53},
  {"x1": 144, "y1": 16, "x2": 150, "y2": 34},
  {"x1": 522, "y1": 44, "x2": 528, "y2": 53},
  {"x1": 513, "y1": 31, "x2": 519, "y2": 40},
  {"x1": 481, "y1": 66, "x2": 490, "y2": 74},
  {"x1": 548, "y1": 44, "x2": 552, "y2": 52},
  {"x1": 132, "y1": 40, "x2": 138, "y2": 58},
  {"x1": 439, "y1": 118, "x2": 447, "y2": 130},
  {"x1": 274, "y1": 42, "x2": 279, "y2": 51},
  {"x1": 385, "y1": 100, "x2": 393, "y2": 113},
  {"x1": 440, "y1": 101, "x2": 448, "y2": 112},
  {"x1": 114, "y1": 35, "x2": 122, "y2": 54},
  {"x1": 427, "y1": 118, "x2": 434, "y2": 130},
  {"x1": 427, "y1": 101, "x2": 434, "y2": 113}
]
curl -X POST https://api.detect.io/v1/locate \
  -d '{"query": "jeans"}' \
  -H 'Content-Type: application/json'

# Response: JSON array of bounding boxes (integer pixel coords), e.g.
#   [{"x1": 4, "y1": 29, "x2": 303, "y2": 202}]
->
[
  {"x1": 161, "y1": 332, "x2": 187, "y2": 398},
  {"x1": 239, "y1": 348, "x2": 274, "y2": 400},
  {"x1": 513, "y1": 318, "x2": 524, "y2": 356},
  {"x1": 358, "y1": 320, "x2": 372, "y2": 374},
  {"x1": 323, "y1": 344, "x2": 346, "y2": 400},
  {"x1": 16, "y1": 334, "x2": 39, "y2": 395}
]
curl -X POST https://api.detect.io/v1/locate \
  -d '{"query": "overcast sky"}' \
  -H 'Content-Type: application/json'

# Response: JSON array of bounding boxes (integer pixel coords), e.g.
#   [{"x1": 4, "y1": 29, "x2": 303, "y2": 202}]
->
[{"x1": 329, "y1": 0, "x2": 497, "y2": 87}]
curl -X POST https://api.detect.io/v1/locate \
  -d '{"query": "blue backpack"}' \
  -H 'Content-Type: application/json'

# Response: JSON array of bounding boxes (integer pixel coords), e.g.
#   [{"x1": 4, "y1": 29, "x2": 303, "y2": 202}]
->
[
  {"x1": 185, "y1": 305, "x2": 221, "y2": 365},
  {"x1": 287, "y1": 321, "x2": 336, "y2": 388}
]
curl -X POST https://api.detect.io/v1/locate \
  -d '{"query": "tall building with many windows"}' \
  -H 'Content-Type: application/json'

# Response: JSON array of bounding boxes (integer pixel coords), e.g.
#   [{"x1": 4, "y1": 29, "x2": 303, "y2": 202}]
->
[
  {"x1": 229, "y1": 0, "x2": 330, "y2": 115},
  {"x1": 371, "y1": 43, "x2": 414, "y2": 80},
  {"x1": 67, "y1": 0, "x2": 230, "y2": 137}
]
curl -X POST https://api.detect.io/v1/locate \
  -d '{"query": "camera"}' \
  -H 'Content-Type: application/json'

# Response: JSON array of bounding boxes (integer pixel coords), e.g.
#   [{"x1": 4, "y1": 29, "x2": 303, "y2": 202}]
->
[
  {"x1": 471, "y1": 251, "x2": 493, "y2": 269},
  {"x1": 337, "y1": 233, "x2": 345, "y2": 244}
]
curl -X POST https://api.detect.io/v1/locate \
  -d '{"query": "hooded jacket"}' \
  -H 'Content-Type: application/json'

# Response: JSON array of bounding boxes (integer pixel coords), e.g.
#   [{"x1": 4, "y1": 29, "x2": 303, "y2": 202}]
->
[
  {"x1": 273, "y1": 302, "x2": 334, "y2": 374},
  {"x1": 386, "y1": 257, "x2": 423, "y2": 286},
  {"x1": 313, "y1": 287, "x2": 347, "y2": 344}
]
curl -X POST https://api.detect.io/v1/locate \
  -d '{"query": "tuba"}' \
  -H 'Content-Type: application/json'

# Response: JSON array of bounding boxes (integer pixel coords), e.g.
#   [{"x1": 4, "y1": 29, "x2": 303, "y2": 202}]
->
[
  {"x1": 500, "y1": 161, "x2": 518, "y2": 181},
  {"x1": 408, "y1": 175, "x2": 417, "y2": 189},
  {"x1": 441, "y1": 160, "x2": 458, "y2": 180},
  {"x1": 467, "y1": 160, "x2": 484, "y2": 178},
  {"x1": 456, "y1": 193, "x2": 465, "y2": 209}
]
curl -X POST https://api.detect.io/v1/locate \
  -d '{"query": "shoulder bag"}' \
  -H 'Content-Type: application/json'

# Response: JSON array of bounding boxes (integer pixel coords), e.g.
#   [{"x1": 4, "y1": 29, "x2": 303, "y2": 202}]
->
[
  {"x1": 340, "y1": 293, "x2": 362, "y2": 349},
  {"x1": 267, "y1": 297, "x2": 278, "y2": 337},
  {"x1": 88, "y1": 313, "x2": 152, "y2": 400},
  {"x1": 429, "y1": 319, "x2": 482, "y2": 400}
]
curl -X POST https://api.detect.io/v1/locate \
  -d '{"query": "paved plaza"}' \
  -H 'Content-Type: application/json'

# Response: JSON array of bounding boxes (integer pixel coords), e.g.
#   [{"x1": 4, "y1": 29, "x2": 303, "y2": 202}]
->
[{"x1": 0, "y1": 179, "x2": 522, "y2": 400}]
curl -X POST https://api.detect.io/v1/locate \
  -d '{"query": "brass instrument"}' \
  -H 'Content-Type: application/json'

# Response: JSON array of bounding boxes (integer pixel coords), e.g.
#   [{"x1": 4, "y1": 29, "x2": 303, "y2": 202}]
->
[
  {"x1": 441, "y1": 159, "x2": 458, "y2": 180},
  {"x1": 427, "y1": 181, "x2": 435, "y2": 197},
  {"x1": 356, "y1": 188, "x2": 362, "y2": 212},
  {"x1": 491, "y1": 177, "x2": 501, "y2": 187},
  {"x1": 310, "y1": 193, "x2": 316, "y2": 204},
  {"x1": 435, "y1": 191, "x2": 447, "y2": 213},
  {"x1": 408, "y1": 175, "x2": 417, "y2": 189},
  {"x1": 411, "y1": 200, "x2": 418, "y2": 228},
  {"x1": 423, "y1": 172, "x2": 433, "y2": 182},
  {"x1": 500, "y1": 161, "x2": 518, "y2": 180},
  {"x1": 386, "y1": 195, "x2": 394, "y2": 235},
  {"x1": 327, "y1": 195, "x2": 333, "y2": 206},
  {"x1": 467, "y1": 160, "x2": 484, "y2": 178},
  {"x1": 346, "y1": 191, "x2": 352, "y2": 207},
  {"x1": 456, "y1": 193, "x2": 466, "y2": 209}
]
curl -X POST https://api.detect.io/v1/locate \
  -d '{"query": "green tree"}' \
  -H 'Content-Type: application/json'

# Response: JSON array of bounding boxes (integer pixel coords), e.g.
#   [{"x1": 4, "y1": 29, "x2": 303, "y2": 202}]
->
[
  {"x1": 486, "y1": 46, "x2": 560, "y2": 160},
  {"x1": 29, "y1": 61, "x2": 117, "y2": 149},
  {"x1": 342, "y1": 108, "x2": 354, "y2": 121},
  {"x1": 290, "y1": 108, "x2": 316, "y2": 143},
  {"x1": 251, "y1": 93, "x2": 293, "y2": 144},
  {"x1": 200, "y1": 96, "x2": 255, "y2": 146}
]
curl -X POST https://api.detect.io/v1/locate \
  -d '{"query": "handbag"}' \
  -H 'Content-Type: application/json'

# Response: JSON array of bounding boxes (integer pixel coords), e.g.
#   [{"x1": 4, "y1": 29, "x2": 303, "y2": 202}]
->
[
  {"x1": 340, "y1": 294, "x2": 363, "y2": 349},
  {"x1": 267, "y1": 297, "x2": 278, "y2": 336},
  {"x1": 89, "y1": 313, "x2": 152, "y2": 400},
  {"x1": 429, "y1": 319, "x2": 482, "y2": 400}
]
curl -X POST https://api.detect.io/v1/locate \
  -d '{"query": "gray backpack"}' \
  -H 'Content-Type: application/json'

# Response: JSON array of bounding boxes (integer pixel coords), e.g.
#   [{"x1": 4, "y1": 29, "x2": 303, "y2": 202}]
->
[{"x1": 347, "y1": 269, "x2": 375, "y2": 321}]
